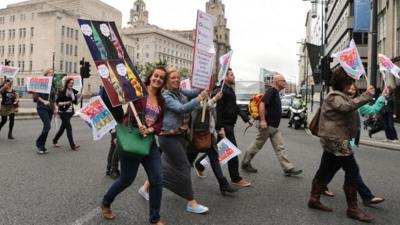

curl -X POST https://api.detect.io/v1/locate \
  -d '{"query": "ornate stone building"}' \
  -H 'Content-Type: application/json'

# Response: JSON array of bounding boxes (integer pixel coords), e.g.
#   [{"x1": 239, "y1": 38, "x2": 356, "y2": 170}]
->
[
  {"x1": 122, "y1": 0, "x2": 194, "y2": 73},
  {"x1": 0, "y1": 0, "x2": 124, "y2": 94},
  {"x1": 206, "y1": 0, "x2": 231, "y2": 75},
  {"x1": 122, "y1": 0, "x2": 231, "y2": 76}
]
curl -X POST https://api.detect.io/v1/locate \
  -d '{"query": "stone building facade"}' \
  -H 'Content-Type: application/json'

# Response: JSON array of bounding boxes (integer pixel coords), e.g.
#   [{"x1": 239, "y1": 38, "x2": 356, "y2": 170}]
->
[{"x1": 0, "y1": 0, "x2": 126, "y2": 94}]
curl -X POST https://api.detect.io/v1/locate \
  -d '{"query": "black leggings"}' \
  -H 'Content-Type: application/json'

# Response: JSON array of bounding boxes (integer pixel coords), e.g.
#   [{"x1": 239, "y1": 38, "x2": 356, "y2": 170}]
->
[{"x1": 0, "y1": 113, "x2": 15, "y2": 134}]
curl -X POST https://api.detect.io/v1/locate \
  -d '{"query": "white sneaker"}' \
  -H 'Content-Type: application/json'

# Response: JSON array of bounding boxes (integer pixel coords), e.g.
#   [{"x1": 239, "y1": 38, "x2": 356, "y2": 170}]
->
[
  {"x1": 138, "y1": 185, "x2": 149, "y2": 201},
  {"x1": 392, "y1": 140, "x2": 399, "y2": 143},
  {"x1": 186, "y1": 204, "x2": 209, "y2": 214}
]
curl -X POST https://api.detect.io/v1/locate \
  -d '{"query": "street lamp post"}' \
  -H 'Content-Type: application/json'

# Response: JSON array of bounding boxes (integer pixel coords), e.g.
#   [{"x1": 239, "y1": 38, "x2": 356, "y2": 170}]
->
[
  {"x1": 370, "y1": 0, "x2": 378, "y2": 88},
  {"x1": 303, "y1": 0, "x2": 330, "y2": 106}
]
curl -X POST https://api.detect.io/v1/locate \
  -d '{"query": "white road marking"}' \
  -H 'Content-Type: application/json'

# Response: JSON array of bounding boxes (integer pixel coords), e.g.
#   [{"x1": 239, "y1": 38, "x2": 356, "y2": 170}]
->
[{"x1": 70, "y1": 207, "x2": 100, "y2": 225}]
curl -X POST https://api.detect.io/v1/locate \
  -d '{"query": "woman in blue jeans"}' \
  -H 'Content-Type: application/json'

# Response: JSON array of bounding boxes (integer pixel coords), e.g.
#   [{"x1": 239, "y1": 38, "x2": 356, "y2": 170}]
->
[
  {"x1": 323, "y1": 83, "x2": 385, "y2": 206},
  {"x1": 101, "y1": 66, "x2": 167, "y2": 225},
  {"x1": 34, "y1": 69, "x2": 56, "y2": 154}
]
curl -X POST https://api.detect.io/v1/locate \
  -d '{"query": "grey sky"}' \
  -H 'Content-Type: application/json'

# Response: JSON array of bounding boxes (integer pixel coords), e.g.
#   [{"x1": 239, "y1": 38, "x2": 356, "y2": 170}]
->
[{"x1": 1, "y1": 0, "x2": 310, "y2": 83}]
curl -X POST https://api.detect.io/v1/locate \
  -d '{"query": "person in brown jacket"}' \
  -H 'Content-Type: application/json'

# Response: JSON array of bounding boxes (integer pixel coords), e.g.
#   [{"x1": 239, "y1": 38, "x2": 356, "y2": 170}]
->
[{"x1": 307, "y1": 67, "x2": 375, "y2": 223}]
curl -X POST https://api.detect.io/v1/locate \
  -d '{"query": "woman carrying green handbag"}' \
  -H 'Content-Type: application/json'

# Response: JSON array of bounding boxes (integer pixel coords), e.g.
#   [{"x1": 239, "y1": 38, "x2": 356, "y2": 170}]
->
[{"x1": 101, "y1": 66, "x2": 167, "y2": 225}]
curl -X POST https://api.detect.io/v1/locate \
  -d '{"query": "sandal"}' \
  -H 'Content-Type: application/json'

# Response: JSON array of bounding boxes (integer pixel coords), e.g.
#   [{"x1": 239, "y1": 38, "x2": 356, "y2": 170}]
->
[
  {"x1": 322, "y1": 190, "x2": 335, "y2": 197},
  {"x1": 101, "y1": 205, "x2": 115, "y2": 220},
  {"x1": 365, "y1": 197, "x2": 385, "y2": 205}
]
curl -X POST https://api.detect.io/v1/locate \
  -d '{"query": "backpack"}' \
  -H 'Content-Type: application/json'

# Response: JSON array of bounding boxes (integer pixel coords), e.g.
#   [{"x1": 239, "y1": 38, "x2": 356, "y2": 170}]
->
[{"x1": 248, "y1": 94, "x2": 265, "y2": 120}]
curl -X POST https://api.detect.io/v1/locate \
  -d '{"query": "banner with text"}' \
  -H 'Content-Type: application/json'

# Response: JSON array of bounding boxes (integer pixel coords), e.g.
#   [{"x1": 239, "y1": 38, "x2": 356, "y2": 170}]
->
[
  {"x1": 0, "y1": 65, "x2": 19, "y2": 78},
  {"x1": 26, "y1": 77, "x2": 53, "y2": 94},
  {"x1": 191, "y1": 10, "x2": 216, "y2": 90},
  {"x1": 78, "y1": 19, "x2": 147, "y2": 107},
  {"x1": 200, "y1": 138, "x2": 242, "y2": 168},
  {"x1": 354, "y1": 0, "x2": 371, "y2": 32},
  {"x1": 78, "y1": 96, "x2": 117, "y2": 141}
]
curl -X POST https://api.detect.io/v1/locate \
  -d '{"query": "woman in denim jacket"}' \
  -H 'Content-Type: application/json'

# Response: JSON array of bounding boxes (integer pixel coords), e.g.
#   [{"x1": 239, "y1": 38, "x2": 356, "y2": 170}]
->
[{"x1": 157, "y1": 69, "x2": 210, "y2": 214}]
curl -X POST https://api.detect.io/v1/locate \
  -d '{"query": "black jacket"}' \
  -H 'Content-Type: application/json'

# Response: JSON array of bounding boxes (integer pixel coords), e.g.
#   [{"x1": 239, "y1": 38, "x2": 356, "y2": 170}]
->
[
  {"x1": 56, "y1": 89, "x2": 78, "y2": 113},
  {"x1": 214, "y1": 84, "x2": 250, "y2": 130}
]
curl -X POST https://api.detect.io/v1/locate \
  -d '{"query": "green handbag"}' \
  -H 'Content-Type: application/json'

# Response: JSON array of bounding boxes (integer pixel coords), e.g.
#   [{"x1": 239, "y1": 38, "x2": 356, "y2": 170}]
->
[{"x1": 116, "y1": 121, "x2": 154, "y2": 157}]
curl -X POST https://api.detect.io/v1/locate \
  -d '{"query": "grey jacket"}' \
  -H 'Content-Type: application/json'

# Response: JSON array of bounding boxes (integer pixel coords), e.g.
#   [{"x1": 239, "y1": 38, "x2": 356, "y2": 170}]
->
[{"x1": 318, "y1": 90, "x2": 372, "y2": 142}]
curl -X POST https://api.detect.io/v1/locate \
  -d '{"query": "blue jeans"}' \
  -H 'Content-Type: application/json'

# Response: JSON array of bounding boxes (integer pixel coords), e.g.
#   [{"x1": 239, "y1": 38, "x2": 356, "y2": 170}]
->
[
  {"x1": 102, "y1": 143, "x2": 163, "y2": 224},
  {"x1": 36, "y1": 107, "x2": 52, "y2": 149}
]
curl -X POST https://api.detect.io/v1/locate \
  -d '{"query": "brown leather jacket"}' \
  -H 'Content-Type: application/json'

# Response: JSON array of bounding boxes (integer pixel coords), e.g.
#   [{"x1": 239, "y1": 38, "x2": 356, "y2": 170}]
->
[{"x1": 318, "y1": 90, "x2": 372, "y2": 143}]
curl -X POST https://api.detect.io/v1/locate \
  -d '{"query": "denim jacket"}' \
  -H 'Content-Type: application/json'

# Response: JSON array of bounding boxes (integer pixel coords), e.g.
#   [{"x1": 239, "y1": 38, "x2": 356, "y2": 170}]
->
[{"x1": 161, "y1": 89, "x2": 200, "y2": 133}]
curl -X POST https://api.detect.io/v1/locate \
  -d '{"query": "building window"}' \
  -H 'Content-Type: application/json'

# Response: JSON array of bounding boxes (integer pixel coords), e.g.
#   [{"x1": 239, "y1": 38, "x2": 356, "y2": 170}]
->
[
  {"x1": 70, "y1": 45, "x2": 73, "y2": 56},
  {"x1": 30, "y1": 27, "x2": 34, "y2": 37},
  {"x1": 75, "y1": 30, "x2": 78, "y2": 40},
  {"x1": 65, "y1": 62, "x2": 68, "y2": 72},
  {"x1": 18, "y1": 44, "x2": 21, "y2": 54},
  {"x1": 21, "y1": 61, "x2": 25, "y2": 71},
  {"x1": 29, "y1": 61, "x2": 32, "y2": 71},
  {"x1": 30, "y1": 44, "x2": 33, "y2": 54},
  {"x1": 74, "y1": 46, "x2": 78, "y2": 56},
  {"x1": 67, "y1": 27, "x2": 70, "y2": 38},
  {"x1": 12, "y1": 29, "x2": 15, "y2": 39},
  {"x1": 0, "y1": 17, "x2": 4, "y2": 25},
  {"x1": 22, "y1": 44, "x2": 25, "y2": 55},
  {"x1": 19, "y1": 28, "x2": 22, "y2": 38},
  {"x1": 62, "y1": 26, "x2": 65, "y2": 36},
  {"x1": 74, "y1": 62, "x2": 77, "y2": 73},
  {"x1": 61, "y1": 43, "x2": 64, "y2": 54}
]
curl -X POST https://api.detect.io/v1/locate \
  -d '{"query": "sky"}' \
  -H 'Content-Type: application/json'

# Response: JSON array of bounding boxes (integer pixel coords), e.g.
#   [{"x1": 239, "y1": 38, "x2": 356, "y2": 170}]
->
[{"x1": 0, "y1": 0, "x2": 311, "y2": 83}]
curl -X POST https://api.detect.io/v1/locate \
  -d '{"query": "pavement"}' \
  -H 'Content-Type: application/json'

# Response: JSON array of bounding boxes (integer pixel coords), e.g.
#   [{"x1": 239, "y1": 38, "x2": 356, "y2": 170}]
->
[{"x1": 0, "y1": 118, "x2": 399, "y2": 225}]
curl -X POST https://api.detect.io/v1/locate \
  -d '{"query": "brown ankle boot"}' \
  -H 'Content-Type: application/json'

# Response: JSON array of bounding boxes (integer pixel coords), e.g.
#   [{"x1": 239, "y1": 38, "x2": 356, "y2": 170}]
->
[
  {"x1": 101, "y1": 205, "x2": 116, "y2": 220},
  {"x1": 308, "y1": 179, "x2": 333, "y2": 212},
  {"x1": 344, "y1": 185, "x2": 374, "y2": 222}
]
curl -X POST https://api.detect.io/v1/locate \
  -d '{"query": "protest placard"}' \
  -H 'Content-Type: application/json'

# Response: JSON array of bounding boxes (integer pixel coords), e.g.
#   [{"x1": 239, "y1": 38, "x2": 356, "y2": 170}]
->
[
  {"x1": 191, "y1": 10, "x2": 216, "y2": 90},
  {"x1": 78, "y1": 19, "x2": 147, "y2": 107},
  {"x1": 180, "y1": 78, "x2": 192, "y2": 89},
  {"x1": 200, "y1": 138, "x2": 242, "y2": 168},
  {"x1": 0, "y1": 65, "x2": 19, "y2": 78},
  {"x1": 78, "y1": 96, "x2": 117, "y2": 141},
  {"x1": 26, "y1": 77, "x2": 53, "y2": 94},
  {"x1": 331, "y1": 39, "x2": 365, "y2": 80}
]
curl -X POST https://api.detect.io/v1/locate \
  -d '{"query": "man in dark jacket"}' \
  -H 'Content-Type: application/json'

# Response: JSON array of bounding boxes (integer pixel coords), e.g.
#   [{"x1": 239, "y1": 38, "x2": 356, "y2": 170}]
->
[{"x1": 213, "y1": 68, "x2": 253, "y2": 187}]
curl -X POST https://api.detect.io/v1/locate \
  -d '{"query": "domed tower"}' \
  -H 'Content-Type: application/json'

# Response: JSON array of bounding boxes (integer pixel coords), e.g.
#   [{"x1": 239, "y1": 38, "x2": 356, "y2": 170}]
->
[
  {"x1": 129, "y1": 0, "x2": 149, "y2": 27},
  {"x1": 206, "y1": 0, "x2": 231, "y2": 76}
]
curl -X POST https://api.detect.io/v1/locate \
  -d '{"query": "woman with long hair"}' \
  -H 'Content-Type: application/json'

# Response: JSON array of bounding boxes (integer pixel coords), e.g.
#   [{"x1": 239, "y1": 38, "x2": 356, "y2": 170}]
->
[
  {"x1": 0, "y1": 79, "x2": 19, "y2": 139},
  {"x1": 52, "y1": 78, "x2": 80, "y2": 150},
  {"x1": 101, "y1": 66, "x2": 167, "y2": 225},
  {"x1": 307, "y1": 67, "x2": 375, "y2": 222},
  {"x1": 155, "y1": 69, "x2": 210, "y2": 214}
]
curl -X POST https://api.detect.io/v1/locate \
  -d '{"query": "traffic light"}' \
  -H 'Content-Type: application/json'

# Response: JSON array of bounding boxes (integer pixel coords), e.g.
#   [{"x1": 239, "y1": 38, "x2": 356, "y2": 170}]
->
[
  {"x1": 79, "y1": 58, "x2": 91, "y2": 79},
  {"x1": 83, "y1": 62, "x2": 91, "y2": 78}
]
